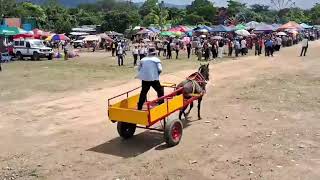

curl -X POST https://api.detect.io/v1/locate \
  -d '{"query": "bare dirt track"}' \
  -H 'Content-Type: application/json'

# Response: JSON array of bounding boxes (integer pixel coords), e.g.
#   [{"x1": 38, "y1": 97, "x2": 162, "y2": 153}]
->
[{"x1": 1, "y1": 42, "x2": 320, "y2": 180}]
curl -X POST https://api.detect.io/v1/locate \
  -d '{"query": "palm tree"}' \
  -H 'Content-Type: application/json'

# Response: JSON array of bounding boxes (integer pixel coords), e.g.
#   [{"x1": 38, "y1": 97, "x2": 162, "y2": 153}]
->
[
  {"x1": 149, "y1": 6, "x2": 169, "y2": 30},
  {"x1": 270, "y1": 0, "x2": 296, "y2": 10}
]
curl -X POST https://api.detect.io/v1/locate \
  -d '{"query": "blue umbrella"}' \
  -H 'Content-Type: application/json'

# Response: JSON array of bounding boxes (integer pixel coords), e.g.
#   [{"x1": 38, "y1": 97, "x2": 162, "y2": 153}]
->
[{"x1": 148, "y1": 27, "x2": 161, "y2": 33}]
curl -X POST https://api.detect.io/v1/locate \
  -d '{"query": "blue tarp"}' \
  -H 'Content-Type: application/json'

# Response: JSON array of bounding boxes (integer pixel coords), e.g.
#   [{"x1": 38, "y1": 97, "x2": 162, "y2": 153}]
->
[
  {"x1": 211, "y1": 25, "x2": 232, "y2": 32},
  {"x1": 193, "y1": 25, "x2": 213, "y2": 32}
]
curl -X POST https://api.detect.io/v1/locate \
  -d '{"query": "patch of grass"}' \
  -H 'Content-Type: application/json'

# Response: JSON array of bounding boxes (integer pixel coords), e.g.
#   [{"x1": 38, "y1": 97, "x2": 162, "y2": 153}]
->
[{"x1": 0, "y1": 53, "x2": 199, "y2": 102}]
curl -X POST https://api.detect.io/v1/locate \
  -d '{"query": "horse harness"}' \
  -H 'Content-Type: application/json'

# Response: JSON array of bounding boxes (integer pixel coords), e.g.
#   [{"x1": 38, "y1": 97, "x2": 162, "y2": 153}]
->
[{"x1": 186, "y1": 71, "x2": 207, "y2": 97}]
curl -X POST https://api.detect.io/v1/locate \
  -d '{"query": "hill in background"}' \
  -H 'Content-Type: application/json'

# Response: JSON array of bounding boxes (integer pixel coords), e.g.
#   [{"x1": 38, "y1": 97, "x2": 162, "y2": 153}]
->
[{"x1": 18, "y1": 0, "x2": 186, "y2": 9}]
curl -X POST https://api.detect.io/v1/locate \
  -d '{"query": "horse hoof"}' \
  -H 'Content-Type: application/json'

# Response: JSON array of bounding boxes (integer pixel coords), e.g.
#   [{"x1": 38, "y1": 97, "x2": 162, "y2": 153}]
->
[{"x1": 198, "y1": 117, "x2": 202, "y2": 120}]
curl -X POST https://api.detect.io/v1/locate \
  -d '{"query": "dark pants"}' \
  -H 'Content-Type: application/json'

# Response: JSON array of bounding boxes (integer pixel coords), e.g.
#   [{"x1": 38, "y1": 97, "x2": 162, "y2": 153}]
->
[
  {"x1": 158, "y1": 49, "x2": 162, "y2": 56},
  {"x1": 138, "y1": 80, "x2": 164, "y2": 110},
  {"x1": 118, "y1": 55, "x2": 124, "y2": 66},
  {"x1": 112, "y1": 48, "x2": 115, "y2": 56},
  {"x1": 228, "y1": 47, "x2": 233, "y2": 56},
  {"x1": 241, "y1": 48, "x2": 247, "y2": 55},
  {"x1": 266, "y1": 47, "x2": 273, "y2": 56},
  {"x1": 212, "y1": 49, "x2": 217, "y2": 58},
  {"x1": 140, "y1": 54, "x2": 145, "y2": 60},
  {"x1": 167, "y1": 50, "x2": 172, "y2": 59},
  {"x1": 300, "y1": 47, "x2": 308, "y2": 56},
  {"x1": 235, "y1": 49, "x2": 239, "y2": 57},
  {"x1": 0, "y1": 63, "x2": 2, "y2": 72},
  {"x1": 133, "y1": 54, "x2": 138, "y2": 66},
  {"x1": 187, "y1": 48, "x2": 191, "y2": 59},
  {"x1": 176, "y1": 50, "x2": 179, "y2": 59},
  {"x1": 255, "y1": 47, "x2": 260, "y2": 56}
]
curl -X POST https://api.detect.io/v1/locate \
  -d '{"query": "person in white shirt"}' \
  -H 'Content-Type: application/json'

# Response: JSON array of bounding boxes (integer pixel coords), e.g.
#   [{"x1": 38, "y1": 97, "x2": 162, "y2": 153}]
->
[
  {"x1": 276, "y1": 37, "x2": 282, "y2": 51},
  {"x1": 137, "y1": 47, "x2": 164, "y2": 110},
  {"x1": 139, "y1": 44, "x2": 145, "y2": 60},
  {"x1": 300, "y1": 36, "x2": 309, "y2": 57},
  {"x1": 241, "y1": 38, "x2": 247, "y2": 56},
  {"x1": 132, "y1": 45, "x2": 139, "y2": 66},
  {"x1": 117, "y1": 43, "x2": 125, "y2": 66}
]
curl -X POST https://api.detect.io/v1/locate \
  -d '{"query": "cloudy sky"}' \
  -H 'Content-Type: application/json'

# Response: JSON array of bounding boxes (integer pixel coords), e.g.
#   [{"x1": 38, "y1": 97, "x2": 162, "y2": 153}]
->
[{"x1": 134, "y1": 0, "x2": 317, "y2": 9}]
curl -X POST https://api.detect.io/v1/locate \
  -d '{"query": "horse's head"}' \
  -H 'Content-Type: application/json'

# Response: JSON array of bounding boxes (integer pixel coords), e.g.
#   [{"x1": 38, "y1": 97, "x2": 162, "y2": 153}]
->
[{"x1": 199, "y1": 63, "x2": 210, "y2": 81}]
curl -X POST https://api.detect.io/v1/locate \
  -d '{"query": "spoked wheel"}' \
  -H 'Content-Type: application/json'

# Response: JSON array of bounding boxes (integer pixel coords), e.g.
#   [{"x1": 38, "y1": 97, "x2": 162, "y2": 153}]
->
[
  {"x1": 117, "y1": 122, "x2": 136, "y2": 139},
  {"x1": 164, "y1": 118, "x2": 183, "y2": 147}
]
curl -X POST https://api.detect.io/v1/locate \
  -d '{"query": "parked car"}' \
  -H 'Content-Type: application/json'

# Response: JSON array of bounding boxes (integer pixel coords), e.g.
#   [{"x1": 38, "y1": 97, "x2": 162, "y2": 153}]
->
[
  {"x1": 73, "y1": 40, "x2": 84, "y2": 48},
  {"x1": 13, "y1": 39, "x2": 54, "y2": 60}
]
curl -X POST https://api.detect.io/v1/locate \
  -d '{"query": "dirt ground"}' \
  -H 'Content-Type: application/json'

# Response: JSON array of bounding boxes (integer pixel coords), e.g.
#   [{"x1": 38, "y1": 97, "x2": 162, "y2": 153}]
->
[{"x1": 0, "y1": 42, "x2": 320, "y2": 180}]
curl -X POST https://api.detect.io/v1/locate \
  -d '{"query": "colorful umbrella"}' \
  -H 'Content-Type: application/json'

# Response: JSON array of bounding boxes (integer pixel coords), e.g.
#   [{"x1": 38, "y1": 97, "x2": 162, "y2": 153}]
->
[
  {"x1": 50, "y1": 34, "x2": 70, "y2": 41},
  {"x1": 246, "y1": 21, "x2": 259, "y2": 29},
  {"x1": 160, "y1": 31, "x2": 173, "y2": 37},
  {"x1": 300, "y1": 23, "x2": 313, "y2": 29},
  {"x1": 212, "y1": 36, "x2": 223, "y2": 40},
  {"x1": 276, "y1": 32, "x2": 287, "y2": 36},
  {"x1": 235, "y1": 24, "x2": 247, "y2": 30},
  {"x1": 235, "y1": 30, "x2": 250, "y2": 36},
  {"x1": 278, "y1": 21, "x2": 303, "y2": 30}
]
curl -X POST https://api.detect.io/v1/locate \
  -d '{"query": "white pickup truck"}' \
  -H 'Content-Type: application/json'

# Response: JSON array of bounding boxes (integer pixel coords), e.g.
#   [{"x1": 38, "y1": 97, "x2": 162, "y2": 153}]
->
[{"x1": 13, "y1": 39, "x2": 54, "y2": 60}]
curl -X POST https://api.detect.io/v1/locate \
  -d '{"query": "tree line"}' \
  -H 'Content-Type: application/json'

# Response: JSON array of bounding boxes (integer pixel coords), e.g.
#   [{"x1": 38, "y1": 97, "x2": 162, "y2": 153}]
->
[{"x1": 1, "y1": 0, "x2": 320, "y2": 33}]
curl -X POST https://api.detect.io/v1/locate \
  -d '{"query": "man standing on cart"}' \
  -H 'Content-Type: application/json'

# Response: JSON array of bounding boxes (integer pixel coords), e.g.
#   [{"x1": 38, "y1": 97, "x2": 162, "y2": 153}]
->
[{"x1": 137, "y1": 47, "x2": 164, "y2": 110}]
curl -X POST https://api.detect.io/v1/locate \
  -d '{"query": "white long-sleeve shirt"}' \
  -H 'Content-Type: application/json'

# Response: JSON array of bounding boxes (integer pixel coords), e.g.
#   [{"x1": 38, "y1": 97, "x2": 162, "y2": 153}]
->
[{"x1": 301, "y1": 38, "x2": 308, "y2": 47}]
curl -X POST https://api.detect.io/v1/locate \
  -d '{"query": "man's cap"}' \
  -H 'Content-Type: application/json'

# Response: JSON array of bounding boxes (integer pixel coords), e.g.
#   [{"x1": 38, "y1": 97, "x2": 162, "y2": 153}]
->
[{"x1": 148, "y1": 47, "x2": 157, "y2": 55}]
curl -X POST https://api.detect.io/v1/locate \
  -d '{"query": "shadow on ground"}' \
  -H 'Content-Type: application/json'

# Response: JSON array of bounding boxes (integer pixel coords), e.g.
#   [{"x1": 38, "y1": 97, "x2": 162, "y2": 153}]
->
[{"x1": 88, "y1": 131, "x2": 164, "y2": 158}]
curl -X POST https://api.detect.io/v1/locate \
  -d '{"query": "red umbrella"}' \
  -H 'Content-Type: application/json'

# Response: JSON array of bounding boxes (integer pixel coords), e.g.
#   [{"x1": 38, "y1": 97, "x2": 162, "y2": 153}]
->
[{"x1": 13, "y1": 34, "x2": 34, "y2": 39}]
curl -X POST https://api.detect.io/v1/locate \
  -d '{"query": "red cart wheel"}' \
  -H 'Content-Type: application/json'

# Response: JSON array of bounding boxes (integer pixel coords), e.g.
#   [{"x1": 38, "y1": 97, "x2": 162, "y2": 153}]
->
[
  {"x1": 164, "y1": 118, "x2": 183, "y2": 147},
  {"x1": 117, "y1": 122, "x2": 136, "y2": 139}
]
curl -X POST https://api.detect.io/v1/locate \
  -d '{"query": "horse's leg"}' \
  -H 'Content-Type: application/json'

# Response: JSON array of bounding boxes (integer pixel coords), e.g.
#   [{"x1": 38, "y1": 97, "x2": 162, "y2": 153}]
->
[
  {"x1": 198, "y1": 97, "x2": 203, "y2": 120},
  {"x1": 179, "y1": 105, "x2": 188, "y2": 120},
  {"x1": 186, "y1": 102, "x2": 194, "y2": 116}
]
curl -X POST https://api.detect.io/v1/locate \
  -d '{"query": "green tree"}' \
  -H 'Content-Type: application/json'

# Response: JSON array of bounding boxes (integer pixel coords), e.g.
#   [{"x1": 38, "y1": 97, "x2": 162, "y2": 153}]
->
[
  {"x1": 102, "y1": 10, "x2": 140, "y2": 33},
  {"x1": 168, "y1": 8, "x2": 186, "y2": 25},
  {"x1": 145, "y1": 6, "x2": 169, "y2": 29},
  {"x1": 183, "y1": 13, "x2": 205, "y2": 25},
  {"x1": 310, "y1": 3, "x2": 320, "y2": 24},
  {"x1": 139, "y1": 0, "x2": 158, "y2": 17},
  {"x1": 227, "y1": 0, "x2": 247, "y2": 18},
  {"x1": 0, "y1": 0, "x2": 18, "y2": 17},
  {"x1": 16, "y1": 2, "x2": 47, "y2": 27},
  {"x1": 186, "y1": 0, "x2": 218, "y2": 24}
]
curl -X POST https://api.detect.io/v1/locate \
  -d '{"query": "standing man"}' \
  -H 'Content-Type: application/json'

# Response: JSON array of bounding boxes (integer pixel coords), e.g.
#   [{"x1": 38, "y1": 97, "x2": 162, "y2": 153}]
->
[
  {"x1": 117, "y1": 43, "x2": 124, "y2": 66},
  {"x1": 186, "y1": 42, "x2": 192, "y2": 59},
  {"x1": 132, "y1": 44, "x2": 139, "y2": 66},
  {"x1": 137, "y1": 47, "x2": 164, "y2": 110},
  {"x1": 166, "y1": 40, "x2": 172, "y2": 59},
  {"x1": 300, "y1": 36, "x2": 309, "y2": 57},
  {"x1": 111, "y1": 41, "x2": 116, "y2": 57},
  {"x1": 241, "y1": 38, "x2": 247, "y2": 56},
  {"x1": 0, "y1": 53, "x2": 2, "y2": 72}
]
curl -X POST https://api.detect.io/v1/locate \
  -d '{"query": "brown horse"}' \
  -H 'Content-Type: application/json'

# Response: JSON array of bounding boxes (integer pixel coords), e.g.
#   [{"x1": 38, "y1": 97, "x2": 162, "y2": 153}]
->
[{"x1": 177, "y1": 63, "x2": 210, "y2": 120}]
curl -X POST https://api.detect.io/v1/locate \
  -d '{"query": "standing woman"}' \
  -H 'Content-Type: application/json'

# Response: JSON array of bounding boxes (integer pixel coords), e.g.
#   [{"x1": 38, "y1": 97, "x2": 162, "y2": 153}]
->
[{"x1": 175, "y1": 43, "x2": 180, "y2": 59}]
